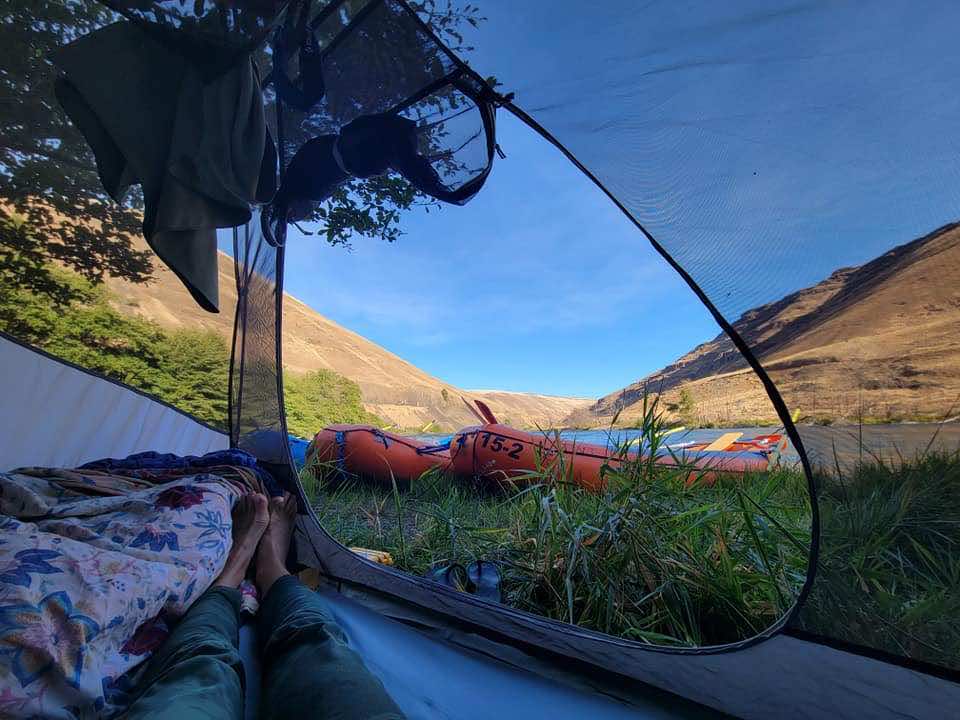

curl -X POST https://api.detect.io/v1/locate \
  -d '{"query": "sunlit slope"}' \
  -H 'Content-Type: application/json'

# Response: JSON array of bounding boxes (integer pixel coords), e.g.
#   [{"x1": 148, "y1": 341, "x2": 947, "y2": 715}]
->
[
  {"x1": 575, "y1": 224, "x2": 960, "y2": 427},
  {"x1": 107, "y1": 243, "x2": 590, "y2": 431}
]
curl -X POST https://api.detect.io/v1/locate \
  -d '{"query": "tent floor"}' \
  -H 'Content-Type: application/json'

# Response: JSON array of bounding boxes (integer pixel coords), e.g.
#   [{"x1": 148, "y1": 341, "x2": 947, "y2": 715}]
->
[{"x1": 237, "y1": 588, "x2": 721, "y2": 719}]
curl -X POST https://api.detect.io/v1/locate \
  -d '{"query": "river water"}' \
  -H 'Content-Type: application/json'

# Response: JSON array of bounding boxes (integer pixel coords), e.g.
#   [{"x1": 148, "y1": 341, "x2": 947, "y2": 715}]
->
[
  {"x1": 292, "y1": 423, "x2": 959, "y2": 469},
  {"x1": 416, "y1": 423, "x2": 960, "y2": 467},
  {"x1": 417, "y1": 426, "x2": 797, "y2": 461}
]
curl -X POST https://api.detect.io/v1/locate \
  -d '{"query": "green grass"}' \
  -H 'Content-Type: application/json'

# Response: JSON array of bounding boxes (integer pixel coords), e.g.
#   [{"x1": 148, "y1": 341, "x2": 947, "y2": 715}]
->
[
  {"x1": 304, "y1": 398, "x2": 812, "y2": 647},
  {"x1": 798, "y1": 449, "x2": 960, "y2": 669}
]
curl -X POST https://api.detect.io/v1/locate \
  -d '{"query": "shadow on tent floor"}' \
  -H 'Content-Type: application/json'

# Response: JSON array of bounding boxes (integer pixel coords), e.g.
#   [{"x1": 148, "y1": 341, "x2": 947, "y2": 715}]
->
[{"x1": 237, "y1": 586, "x2": 721, "y2": 720}]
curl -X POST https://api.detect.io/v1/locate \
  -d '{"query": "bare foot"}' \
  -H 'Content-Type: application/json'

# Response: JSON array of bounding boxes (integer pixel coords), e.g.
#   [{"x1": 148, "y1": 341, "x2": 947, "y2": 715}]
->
[
  {"x1": 255, "y1": 492, "x2": 298, "y2": 596},
  {"x1": 214, "y1": 493, "x2": 269, "y2": 589}
]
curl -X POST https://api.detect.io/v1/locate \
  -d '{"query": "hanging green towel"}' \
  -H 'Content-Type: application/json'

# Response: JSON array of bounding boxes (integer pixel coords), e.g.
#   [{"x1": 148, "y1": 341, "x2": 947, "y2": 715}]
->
[{"x1": 53, "y1": 21, "x2": 276, "y2": 312}]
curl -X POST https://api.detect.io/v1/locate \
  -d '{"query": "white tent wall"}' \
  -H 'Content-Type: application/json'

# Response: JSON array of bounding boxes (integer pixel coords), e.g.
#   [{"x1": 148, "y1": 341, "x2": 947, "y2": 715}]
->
[{"x1": 0, "y1": 335, "x2": 228, "y2": 470}]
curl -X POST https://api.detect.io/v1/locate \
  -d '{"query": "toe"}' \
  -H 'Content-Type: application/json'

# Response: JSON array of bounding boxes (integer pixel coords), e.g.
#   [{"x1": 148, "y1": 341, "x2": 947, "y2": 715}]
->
[
  {"x1": 234, "y1": 494, "x2": 251, "y2": 516},
  {"x1": 252, "y1": 493, "x2": 269, "y2": 524}
]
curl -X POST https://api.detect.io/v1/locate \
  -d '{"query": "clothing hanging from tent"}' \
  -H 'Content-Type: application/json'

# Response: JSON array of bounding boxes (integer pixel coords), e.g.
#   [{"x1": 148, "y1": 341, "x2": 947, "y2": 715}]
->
[{"x1": 54, "y1": 21, "x2": 276, "y2": 312}]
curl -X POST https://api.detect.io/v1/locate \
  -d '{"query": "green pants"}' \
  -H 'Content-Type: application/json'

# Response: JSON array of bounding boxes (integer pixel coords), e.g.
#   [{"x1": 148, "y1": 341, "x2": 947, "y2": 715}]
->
[{"x1": 124, "y1": 576, "x2": 405, "y2": 720}]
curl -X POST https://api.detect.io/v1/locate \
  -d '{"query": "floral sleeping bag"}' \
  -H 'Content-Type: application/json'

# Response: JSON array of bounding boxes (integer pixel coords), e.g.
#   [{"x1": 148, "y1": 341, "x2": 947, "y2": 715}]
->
[{"x1": 0, "y1": 462, "x2": 263, "y2": 718}]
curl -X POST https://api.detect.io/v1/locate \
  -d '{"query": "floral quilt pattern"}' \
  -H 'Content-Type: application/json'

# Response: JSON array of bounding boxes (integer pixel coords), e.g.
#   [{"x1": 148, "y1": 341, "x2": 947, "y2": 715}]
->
[{"x1": 0, "y1": 470, "x2": 243, "y2": 718}]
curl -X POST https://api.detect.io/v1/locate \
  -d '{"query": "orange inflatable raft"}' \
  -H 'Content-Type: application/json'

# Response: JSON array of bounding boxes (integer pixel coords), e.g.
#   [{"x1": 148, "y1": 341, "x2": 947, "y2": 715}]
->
[
  {"x1": 449, "y1": 425, "x2": 784, "y2": 490},
  {"x1": 306, "y1": 404, "x2": 785, "y2": 491},
  {"x1": 305, "y1": 424, "x2": 451, "y2": 487},
  {"x1": 449, "y1": 424, "x2": 616, "y2": 492},
  {"x1": 448, "y1": 419, "x2": 784, "y2": 490}
]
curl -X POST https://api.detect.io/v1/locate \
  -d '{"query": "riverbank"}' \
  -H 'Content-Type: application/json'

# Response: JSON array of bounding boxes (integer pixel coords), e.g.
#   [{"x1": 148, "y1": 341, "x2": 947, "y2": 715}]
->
[
  {"x1": 303, "y1": 408, "x2": 812, "y2": 648},
  {"x1": 302, "y1": 427, "x2": 958, "y2": 670},
  {"x1": 305, "y1": 461, "x2": 810, "y2": 647}
]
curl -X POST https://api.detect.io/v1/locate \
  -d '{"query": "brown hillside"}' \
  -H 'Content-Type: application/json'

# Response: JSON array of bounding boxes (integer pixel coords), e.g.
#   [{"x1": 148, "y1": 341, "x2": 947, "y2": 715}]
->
[
  {"x1": 105, "y1": 243, "x2": 590, "y2": 431},
  {"x1": 574, "y1": 224, "x2": 960, "y2": 427}
]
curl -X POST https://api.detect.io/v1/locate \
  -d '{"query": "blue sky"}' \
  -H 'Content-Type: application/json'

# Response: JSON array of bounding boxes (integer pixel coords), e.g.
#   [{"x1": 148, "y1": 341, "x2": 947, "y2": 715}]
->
[
  {"x1": 226, "y1": 1, "x2": 960, "y2": 399},
  {"x1": 456, "y1": 1, "x2": 960, "y2": 318},
  {"x1": 279, "y1": 112, "x2": 718, "y2": 398}
]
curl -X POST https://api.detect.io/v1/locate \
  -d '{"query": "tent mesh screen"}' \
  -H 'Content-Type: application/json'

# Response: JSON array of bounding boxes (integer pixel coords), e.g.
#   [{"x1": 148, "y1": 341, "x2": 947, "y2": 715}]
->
[
  {"x1": 229, "y1": 212, "x2": 294, "y2": 476},
  {"x1": 450, "y1": 0, "x2": 960, "y2": 672},
  {"x1": 272, "y1": 0, "x2": 492, "y2": 207}
]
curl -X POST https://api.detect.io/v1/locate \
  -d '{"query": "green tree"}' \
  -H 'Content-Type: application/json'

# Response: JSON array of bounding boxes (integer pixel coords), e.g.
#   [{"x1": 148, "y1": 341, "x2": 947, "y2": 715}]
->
[
  {"x1": 160, "y1": 330, "x2": 232, "y2": 424},
  {"x1": 0, "y1": 255, "x2": 233, "y2": 428},
  {"x1": 0, "y1": 0, "x2": 485, "y2": 299},
  {"x1": 283, "y1": 370, "x2": 384, "y2": 438},
  {"x1": 0, "y1": 1, "x2": 154, "y2": 300},
  {"x1": 677, "y1": 388, "x2": 697, "y2": 427}
]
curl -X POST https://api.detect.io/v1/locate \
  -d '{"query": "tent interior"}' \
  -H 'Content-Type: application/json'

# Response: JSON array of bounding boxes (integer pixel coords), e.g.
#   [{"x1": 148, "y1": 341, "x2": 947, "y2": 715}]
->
[{"x1": 0, "y1": 0, "x2": 958, "y2": 718}]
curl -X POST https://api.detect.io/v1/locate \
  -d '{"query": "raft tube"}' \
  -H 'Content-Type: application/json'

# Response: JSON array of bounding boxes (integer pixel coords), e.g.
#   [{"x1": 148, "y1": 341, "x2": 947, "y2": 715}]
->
[
  {"x1": 450, "y1": 424, "x2": 621, "y2": 492},
  {"x1": 449, "y1": 424, "x2": 783, "y2": 491},
  {"x1": 306, "y1": 424, "x2": 451, "y2": 487}
]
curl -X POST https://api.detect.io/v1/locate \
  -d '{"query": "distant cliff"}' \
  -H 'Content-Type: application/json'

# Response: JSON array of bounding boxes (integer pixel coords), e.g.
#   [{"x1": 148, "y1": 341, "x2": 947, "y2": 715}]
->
[{"x1": 568, "y1": 224, "x2": 960, "y2": 427}]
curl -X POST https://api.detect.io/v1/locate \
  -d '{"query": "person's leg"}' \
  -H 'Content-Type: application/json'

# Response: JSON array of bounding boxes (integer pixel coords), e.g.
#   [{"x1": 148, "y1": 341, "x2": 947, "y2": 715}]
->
[
  {"x1": 123, "y1": 586, "x2": 244, "y2": 720},
  {"x1": 124, "y1": 494, "x2": 269, "y2": 720},
  {"x1": 256, "y1": 495, "x2": 405, "y2": 720}
]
